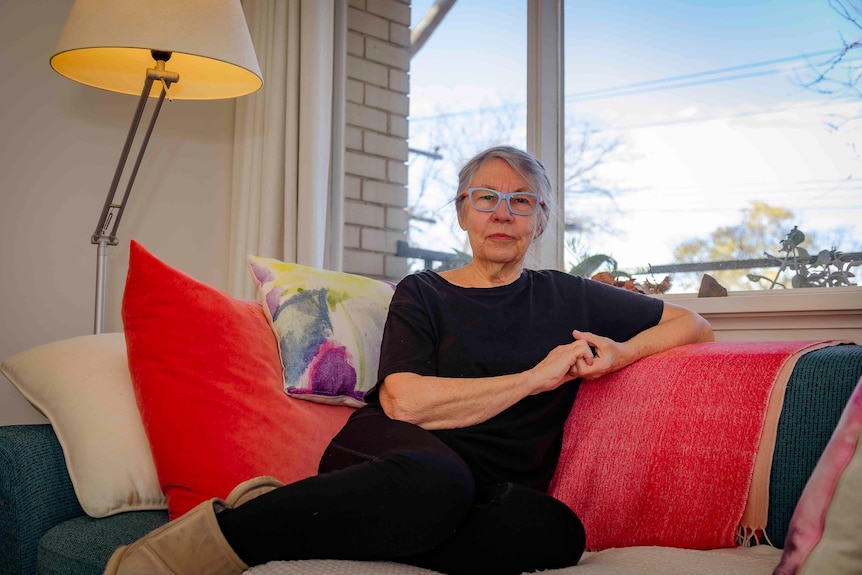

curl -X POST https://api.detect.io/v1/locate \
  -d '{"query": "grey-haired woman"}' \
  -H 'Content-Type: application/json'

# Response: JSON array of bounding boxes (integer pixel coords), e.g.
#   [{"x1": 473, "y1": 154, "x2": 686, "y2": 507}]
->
[{"x1": 107, "y1": 145, "x2": 712, "y2": 575}]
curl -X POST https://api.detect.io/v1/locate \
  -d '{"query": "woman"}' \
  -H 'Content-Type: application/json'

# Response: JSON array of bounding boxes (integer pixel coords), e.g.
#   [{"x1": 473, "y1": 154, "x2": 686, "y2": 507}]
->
[{"x1": 107, "y1": 146, "x2": 712, "y2": 575}]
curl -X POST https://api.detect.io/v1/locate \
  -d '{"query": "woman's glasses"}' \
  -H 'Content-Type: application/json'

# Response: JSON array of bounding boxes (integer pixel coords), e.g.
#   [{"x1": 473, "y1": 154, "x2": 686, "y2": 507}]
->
[{"x1": 462, "y1": 188, "x2": 544, "y2": 216}]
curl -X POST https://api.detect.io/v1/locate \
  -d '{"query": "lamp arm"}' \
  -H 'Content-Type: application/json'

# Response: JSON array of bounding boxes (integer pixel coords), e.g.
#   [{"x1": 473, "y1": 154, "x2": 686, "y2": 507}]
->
[
  {"x1": 90, "y1": 62, "x2": 178, "y2": 334},
  {"x1": 91, "y1": 65, "x2": 178, "y2": 244},
  {"x1": 107, "y1": 83, "x2": 167, "y2": 239}
]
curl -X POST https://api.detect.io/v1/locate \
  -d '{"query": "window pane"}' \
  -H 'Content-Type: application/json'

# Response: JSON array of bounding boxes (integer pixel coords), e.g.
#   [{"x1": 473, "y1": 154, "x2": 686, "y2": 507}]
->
[
  {"x1": 564, "y1": 0, "x2": 862, "y2": 292},
  {"x1": 407, "y1": 1, "x2": 527, "y2": 273}
]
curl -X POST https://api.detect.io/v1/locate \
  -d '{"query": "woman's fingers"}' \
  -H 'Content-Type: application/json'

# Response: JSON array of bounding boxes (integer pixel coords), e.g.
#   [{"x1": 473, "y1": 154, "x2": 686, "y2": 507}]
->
[{"x1": 569, "y1": 330, "x2": 626, "y2": 380}]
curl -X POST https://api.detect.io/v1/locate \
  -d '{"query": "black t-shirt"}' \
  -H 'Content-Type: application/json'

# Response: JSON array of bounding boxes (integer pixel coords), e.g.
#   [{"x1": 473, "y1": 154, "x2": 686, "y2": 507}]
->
[{"x1": 371, "y1": 269, "x2": 664, "y2": 491}]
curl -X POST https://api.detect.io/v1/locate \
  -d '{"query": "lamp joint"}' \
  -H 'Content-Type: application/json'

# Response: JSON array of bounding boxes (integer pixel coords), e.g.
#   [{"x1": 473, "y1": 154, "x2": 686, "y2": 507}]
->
[
  {"x1": 91, "y1": 233, "x2": 119, "y2": 246},
  {"x1": 151, "y1": 50, "x2": 172, "y2": 63},
  {"x1": 146, "y1": 68, "x2": 179, "y2": 84}
]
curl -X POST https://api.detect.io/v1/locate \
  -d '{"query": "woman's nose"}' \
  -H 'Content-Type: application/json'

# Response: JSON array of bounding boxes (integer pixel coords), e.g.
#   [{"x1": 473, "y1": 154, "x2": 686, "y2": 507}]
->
[{"x1": 492, "y1": 199, "x2": 513, "y2": 221}]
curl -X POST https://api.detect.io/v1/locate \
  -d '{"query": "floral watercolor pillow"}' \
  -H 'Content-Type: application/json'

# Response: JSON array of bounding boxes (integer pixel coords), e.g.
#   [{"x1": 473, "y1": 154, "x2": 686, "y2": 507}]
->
[{"x1": 247, "y1": 256, "x2": 395, "y2": 407}]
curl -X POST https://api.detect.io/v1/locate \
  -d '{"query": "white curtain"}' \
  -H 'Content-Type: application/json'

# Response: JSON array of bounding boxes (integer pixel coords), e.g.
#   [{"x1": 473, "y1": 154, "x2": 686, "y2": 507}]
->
[{"x1": 228, "y1": 0, "x2": 345, "y2": 299}]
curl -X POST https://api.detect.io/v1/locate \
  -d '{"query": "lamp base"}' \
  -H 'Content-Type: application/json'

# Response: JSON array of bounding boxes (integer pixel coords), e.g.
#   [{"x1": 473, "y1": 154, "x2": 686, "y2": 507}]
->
[{"x1": 94, "y1": 238, "x2": 109, "y2": 334}]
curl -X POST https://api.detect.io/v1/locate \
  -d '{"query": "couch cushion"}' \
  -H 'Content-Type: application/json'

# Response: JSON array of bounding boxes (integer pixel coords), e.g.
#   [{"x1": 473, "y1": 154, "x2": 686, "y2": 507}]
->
[
  {"x1": 0, "y1": 335, "x2": 166, "y2": 518},
  {"x1": 247, "y1": 255, "x2": 394, "y2": 407},
  {"x1": 571, "y1": 545, "x2": 782, "y2": 575},
  {"x1": 242, "y1": 546, "x2": 783, "y2": 575},
  {"x1": 123, "y1": 241, "x2": 355, "y2": 519},
  {"x1": 245, "y1": 560, "x2": 438, "y2": 574},
  {"x1": 37, "y1": 511, "x2": 167, "y2": 575}
]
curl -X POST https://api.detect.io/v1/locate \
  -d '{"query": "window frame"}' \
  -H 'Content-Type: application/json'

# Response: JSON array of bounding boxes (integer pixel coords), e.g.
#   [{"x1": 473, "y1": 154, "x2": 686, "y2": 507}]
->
[
  {"x1": 525, "y1": 0, "x2": 861, "y2": 335},
  {"x1": 527, "y1": 0, "x2": 564, "y2": 271},
  {"x1": 660, "y1": 286, "x2": 862, "y2": 342}
]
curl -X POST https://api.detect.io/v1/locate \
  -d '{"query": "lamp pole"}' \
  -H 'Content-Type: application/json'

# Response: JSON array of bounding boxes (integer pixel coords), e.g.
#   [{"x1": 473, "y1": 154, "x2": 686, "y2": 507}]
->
[{"x1": 91, "y1": 54, "x2": 177, "y2": 333}]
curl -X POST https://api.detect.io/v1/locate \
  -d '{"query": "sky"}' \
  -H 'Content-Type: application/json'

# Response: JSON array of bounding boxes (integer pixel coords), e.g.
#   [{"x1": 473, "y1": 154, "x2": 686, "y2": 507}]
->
[{"x1": 406, "y1": 0, "x2": 862, "y2": 289}]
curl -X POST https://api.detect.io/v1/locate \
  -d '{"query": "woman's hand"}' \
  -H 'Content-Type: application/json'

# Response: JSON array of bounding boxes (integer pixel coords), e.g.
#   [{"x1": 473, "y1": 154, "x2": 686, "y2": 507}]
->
[
  {"x1": 525, "y1": 334, "x2": 600, "y2": 394},
  {"x1": 565, "y1": 302, "x2": 714, "y2": 382},
  {"x1": 565, "y1": 329, "x2": 629, "y2": 381}
]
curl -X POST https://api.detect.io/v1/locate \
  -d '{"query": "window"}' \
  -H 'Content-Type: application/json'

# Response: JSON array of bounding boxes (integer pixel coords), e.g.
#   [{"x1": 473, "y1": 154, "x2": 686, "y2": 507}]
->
[
  {"x1": 563, "y1": 0, "x2": 862, "y2": 293},
  {"x1": 408, "y1": 0, "x2": 861, "y2": 296},
  {"x1": 407, "y1": 0, "x2": 528, "y2": 270}
]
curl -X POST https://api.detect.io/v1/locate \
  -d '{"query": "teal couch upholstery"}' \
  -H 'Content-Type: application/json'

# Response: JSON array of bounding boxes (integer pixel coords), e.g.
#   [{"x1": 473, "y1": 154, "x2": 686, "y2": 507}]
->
[
  {"x1": 2, "y1": 344, "x2": 861, "y2": 575},
  {"x1": 0, "y1": 424, "x2": 167, "y2": 575}
]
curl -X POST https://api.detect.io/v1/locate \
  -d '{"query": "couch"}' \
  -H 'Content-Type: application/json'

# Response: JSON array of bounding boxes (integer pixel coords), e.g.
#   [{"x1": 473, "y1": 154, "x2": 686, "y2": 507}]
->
[
  {"x1": 2, "y1": 244, "x2": 862, "y2": 575},
  {"x1": 3, "y1": 339, "x2": 861, "y2": 575}
]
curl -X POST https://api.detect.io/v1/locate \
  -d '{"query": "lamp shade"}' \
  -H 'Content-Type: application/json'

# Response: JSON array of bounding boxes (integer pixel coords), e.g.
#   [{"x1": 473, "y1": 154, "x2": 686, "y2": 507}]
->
[{"x1": 50, "y1": 0, "x2": 262, "y2": 100}]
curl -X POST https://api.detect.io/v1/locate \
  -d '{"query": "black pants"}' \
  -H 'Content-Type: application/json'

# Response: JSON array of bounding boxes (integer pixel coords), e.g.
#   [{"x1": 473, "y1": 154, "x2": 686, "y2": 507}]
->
[{"x1": 217, "y1": 406, "x2": 586, "y2": 575}]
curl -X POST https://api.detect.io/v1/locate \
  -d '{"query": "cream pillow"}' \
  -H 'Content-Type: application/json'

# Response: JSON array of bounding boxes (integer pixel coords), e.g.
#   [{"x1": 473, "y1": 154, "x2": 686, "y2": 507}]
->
[{"x1": 0, "y1": 333, "x2": 166, "y2": 517}]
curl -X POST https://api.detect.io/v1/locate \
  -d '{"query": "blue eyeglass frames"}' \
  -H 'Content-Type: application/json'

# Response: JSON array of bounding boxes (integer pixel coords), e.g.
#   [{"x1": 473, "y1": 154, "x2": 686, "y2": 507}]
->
[{"x1": 460, "y1": 188, "x2": 545, "y2": 216}]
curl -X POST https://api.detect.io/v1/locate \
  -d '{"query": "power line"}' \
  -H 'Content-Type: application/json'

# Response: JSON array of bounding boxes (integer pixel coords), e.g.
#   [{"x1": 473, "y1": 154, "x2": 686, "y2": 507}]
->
[
  {"x1": 409, "y1": 48, "x2": 862, "y2": 122},
  {"x1": 566, "y1": 49, "x2": 860, "y2": 102},
  {"x1": 592, "y1": 178, "x2": 862, "y2": 195},
  {"x1": 593, "y1": 205, "x2": 862, "y2": 214},
  {"x1": 586, "y1": 96, "x2": 861, "y2": 133}
]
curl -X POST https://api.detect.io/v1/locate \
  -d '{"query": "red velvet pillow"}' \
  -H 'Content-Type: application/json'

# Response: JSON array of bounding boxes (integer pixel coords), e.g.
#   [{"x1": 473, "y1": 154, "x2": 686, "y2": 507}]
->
[{"x1": 123, "y1": 241, "x2": 354, "y2": 519}]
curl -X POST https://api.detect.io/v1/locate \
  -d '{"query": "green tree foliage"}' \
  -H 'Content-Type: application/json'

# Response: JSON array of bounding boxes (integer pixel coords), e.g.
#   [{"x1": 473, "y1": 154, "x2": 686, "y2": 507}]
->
[{"x1": 673, "y1": 201, "x2": 796, "y2": 290}]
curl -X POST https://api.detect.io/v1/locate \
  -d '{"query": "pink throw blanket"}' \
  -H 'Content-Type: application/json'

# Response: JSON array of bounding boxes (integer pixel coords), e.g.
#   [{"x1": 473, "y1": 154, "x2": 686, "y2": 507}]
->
[{"x1": 548, "y1": 340, "x2": 842, "y2": 551}]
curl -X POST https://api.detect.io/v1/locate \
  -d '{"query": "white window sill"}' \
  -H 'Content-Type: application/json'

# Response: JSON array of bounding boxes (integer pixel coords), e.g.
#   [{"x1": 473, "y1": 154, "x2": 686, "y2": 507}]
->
[{"x1": 657, "y1": 286, "x2": 862, "y2": 343}]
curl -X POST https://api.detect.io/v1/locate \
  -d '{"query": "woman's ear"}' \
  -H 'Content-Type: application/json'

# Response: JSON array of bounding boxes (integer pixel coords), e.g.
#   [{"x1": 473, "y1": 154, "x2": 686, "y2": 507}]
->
[
  {"x1": 456, "y1": 204, "x2": 467, "y2": 231},
  {"x1": 532, "y1": 218, "x2": 543, "y2": 239}
]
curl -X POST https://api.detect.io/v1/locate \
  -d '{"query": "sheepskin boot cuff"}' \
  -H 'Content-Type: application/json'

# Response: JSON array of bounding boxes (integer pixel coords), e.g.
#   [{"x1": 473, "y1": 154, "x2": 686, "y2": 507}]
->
[{"x1": 225, "y1": 475, "x2": 285, "y2": 508}]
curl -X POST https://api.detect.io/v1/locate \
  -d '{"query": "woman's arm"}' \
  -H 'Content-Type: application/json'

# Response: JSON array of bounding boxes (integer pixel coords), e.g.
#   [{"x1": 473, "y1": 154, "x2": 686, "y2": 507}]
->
[
  {"x1": 379, "y1": 301, "x2": 712, "y2": 429},
  {"x1": 379, "y1": 337, "x2": 595, "y2": 430},
  {"x1": 569, "y1": 301, "x2": 713, "y2": 380}
]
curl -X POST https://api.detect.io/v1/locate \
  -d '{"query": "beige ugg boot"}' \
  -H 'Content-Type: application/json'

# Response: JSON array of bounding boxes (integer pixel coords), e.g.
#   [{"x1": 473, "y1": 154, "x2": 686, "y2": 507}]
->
[
  {"x1": 104, "y1": 477, "x2": 285, "y2": 575},
  {"x1": 103, "y1": 498, "x2": 246, "y2": 575}
]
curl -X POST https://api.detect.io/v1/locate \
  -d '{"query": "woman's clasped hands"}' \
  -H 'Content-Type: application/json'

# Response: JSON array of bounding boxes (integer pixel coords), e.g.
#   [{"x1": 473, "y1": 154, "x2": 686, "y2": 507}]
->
[{"x1": 527, "y1": 329, "x2": 625, "y2": 395}]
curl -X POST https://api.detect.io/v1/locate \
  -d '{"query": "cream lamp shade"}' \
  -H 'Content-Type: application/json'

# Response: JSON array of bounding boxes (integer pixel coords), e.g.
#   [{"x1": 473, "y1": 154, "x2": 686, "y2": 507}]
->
[
  {"x1": 49, "y1": 0, "x2": 262, "y2": 335},
  {"x1": 50, "y1": 0, "x2": 262, "y2": 100}
]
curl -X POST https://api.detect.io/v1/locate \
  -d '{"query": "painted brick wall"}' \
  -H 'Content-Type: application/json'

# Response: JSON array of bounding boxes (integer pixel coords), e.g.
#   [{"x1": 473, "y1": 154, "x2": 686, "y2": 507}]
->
[{"x1": 344, "y1": 0, "x2": 411, "y2": 280}]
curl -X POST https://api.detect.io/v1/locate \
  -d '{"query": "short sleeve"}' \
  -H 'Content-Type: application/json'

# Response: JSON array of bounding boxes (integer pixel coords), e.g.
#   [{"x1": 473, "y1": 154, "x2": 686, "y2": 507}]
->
[{"x1": 366, "y1": 275, "x2": 438, "y2": 402}]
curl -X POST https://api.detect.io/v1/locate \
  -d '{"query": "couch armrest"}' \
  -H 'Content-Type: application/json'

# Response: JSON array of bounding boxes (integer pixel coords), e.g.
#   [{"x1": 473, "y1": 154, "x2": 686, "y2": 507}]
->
[
  {"x1": 768, "y1": 343, "x2": 862, "y2": 547},
  {"x1": 0, "y1": 424, "x2": 85, "y2": 575}
]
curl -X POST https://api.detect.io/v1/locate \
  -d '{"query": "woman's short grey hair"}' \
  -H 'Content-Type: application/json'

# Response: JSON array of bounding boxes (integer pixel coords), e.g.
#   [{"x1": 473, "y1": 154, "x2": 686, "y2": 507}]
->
[{"x1": 455, "y1": 145, "x2": 555, "y2": 237}]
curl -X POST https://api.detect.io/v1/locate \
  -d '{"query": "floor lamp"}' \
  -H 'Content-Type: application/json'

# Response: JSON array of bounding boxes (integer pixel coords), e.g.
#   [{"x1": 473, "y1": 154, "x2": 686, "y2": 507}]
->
[{"x1": 49, "y1": 0, "x2": 263, "y2": 334}]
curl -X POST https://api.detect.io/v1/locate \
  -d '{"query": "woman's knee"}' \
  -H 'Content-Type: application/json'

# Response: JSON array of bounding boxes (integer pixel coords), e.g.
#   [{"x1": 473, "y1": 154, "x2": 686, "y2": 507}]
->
[
  {"x1": 366, "y1": 450, "x2": 475, "y2": 557},
  {"x1": 406, "y1": 483, "x2": 585, "y2": 575},
  {"x1": 387, "y1": 450, "x2": 476, "y2": 519},
  {"x1": 480, "y1": 483, "x2": 584, "y2": 557}
]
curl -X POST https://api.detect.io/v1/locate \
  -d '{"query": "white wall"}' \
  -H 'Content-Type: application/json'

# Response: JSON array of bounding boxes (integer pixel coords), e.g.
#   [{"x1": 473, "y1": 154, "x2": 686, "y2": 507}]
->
[{"x1": 0, "y1": 0, "x2": 236, "y2": 424}]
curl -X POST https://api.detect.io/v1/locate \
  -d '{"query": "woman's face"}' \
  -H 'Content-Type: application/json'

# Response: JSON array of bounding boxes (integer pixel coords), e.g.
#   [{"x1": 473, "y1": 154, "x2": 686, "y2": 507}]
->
[{"x1": 458, "y1": 158, "x2": 540, "y2": 268}]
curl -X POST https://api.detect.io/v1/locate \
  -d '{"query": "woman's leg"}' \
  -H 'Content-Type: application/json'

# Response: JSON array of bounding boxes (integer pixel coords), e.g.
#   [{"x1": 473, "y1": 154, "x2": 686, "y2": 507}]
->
[
  {"x1": 216, "y1": 406, "x2": 476, "y2": 566},
  {"x1": 403, "y1": 482, "x2": 586, "y2": 575}
]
